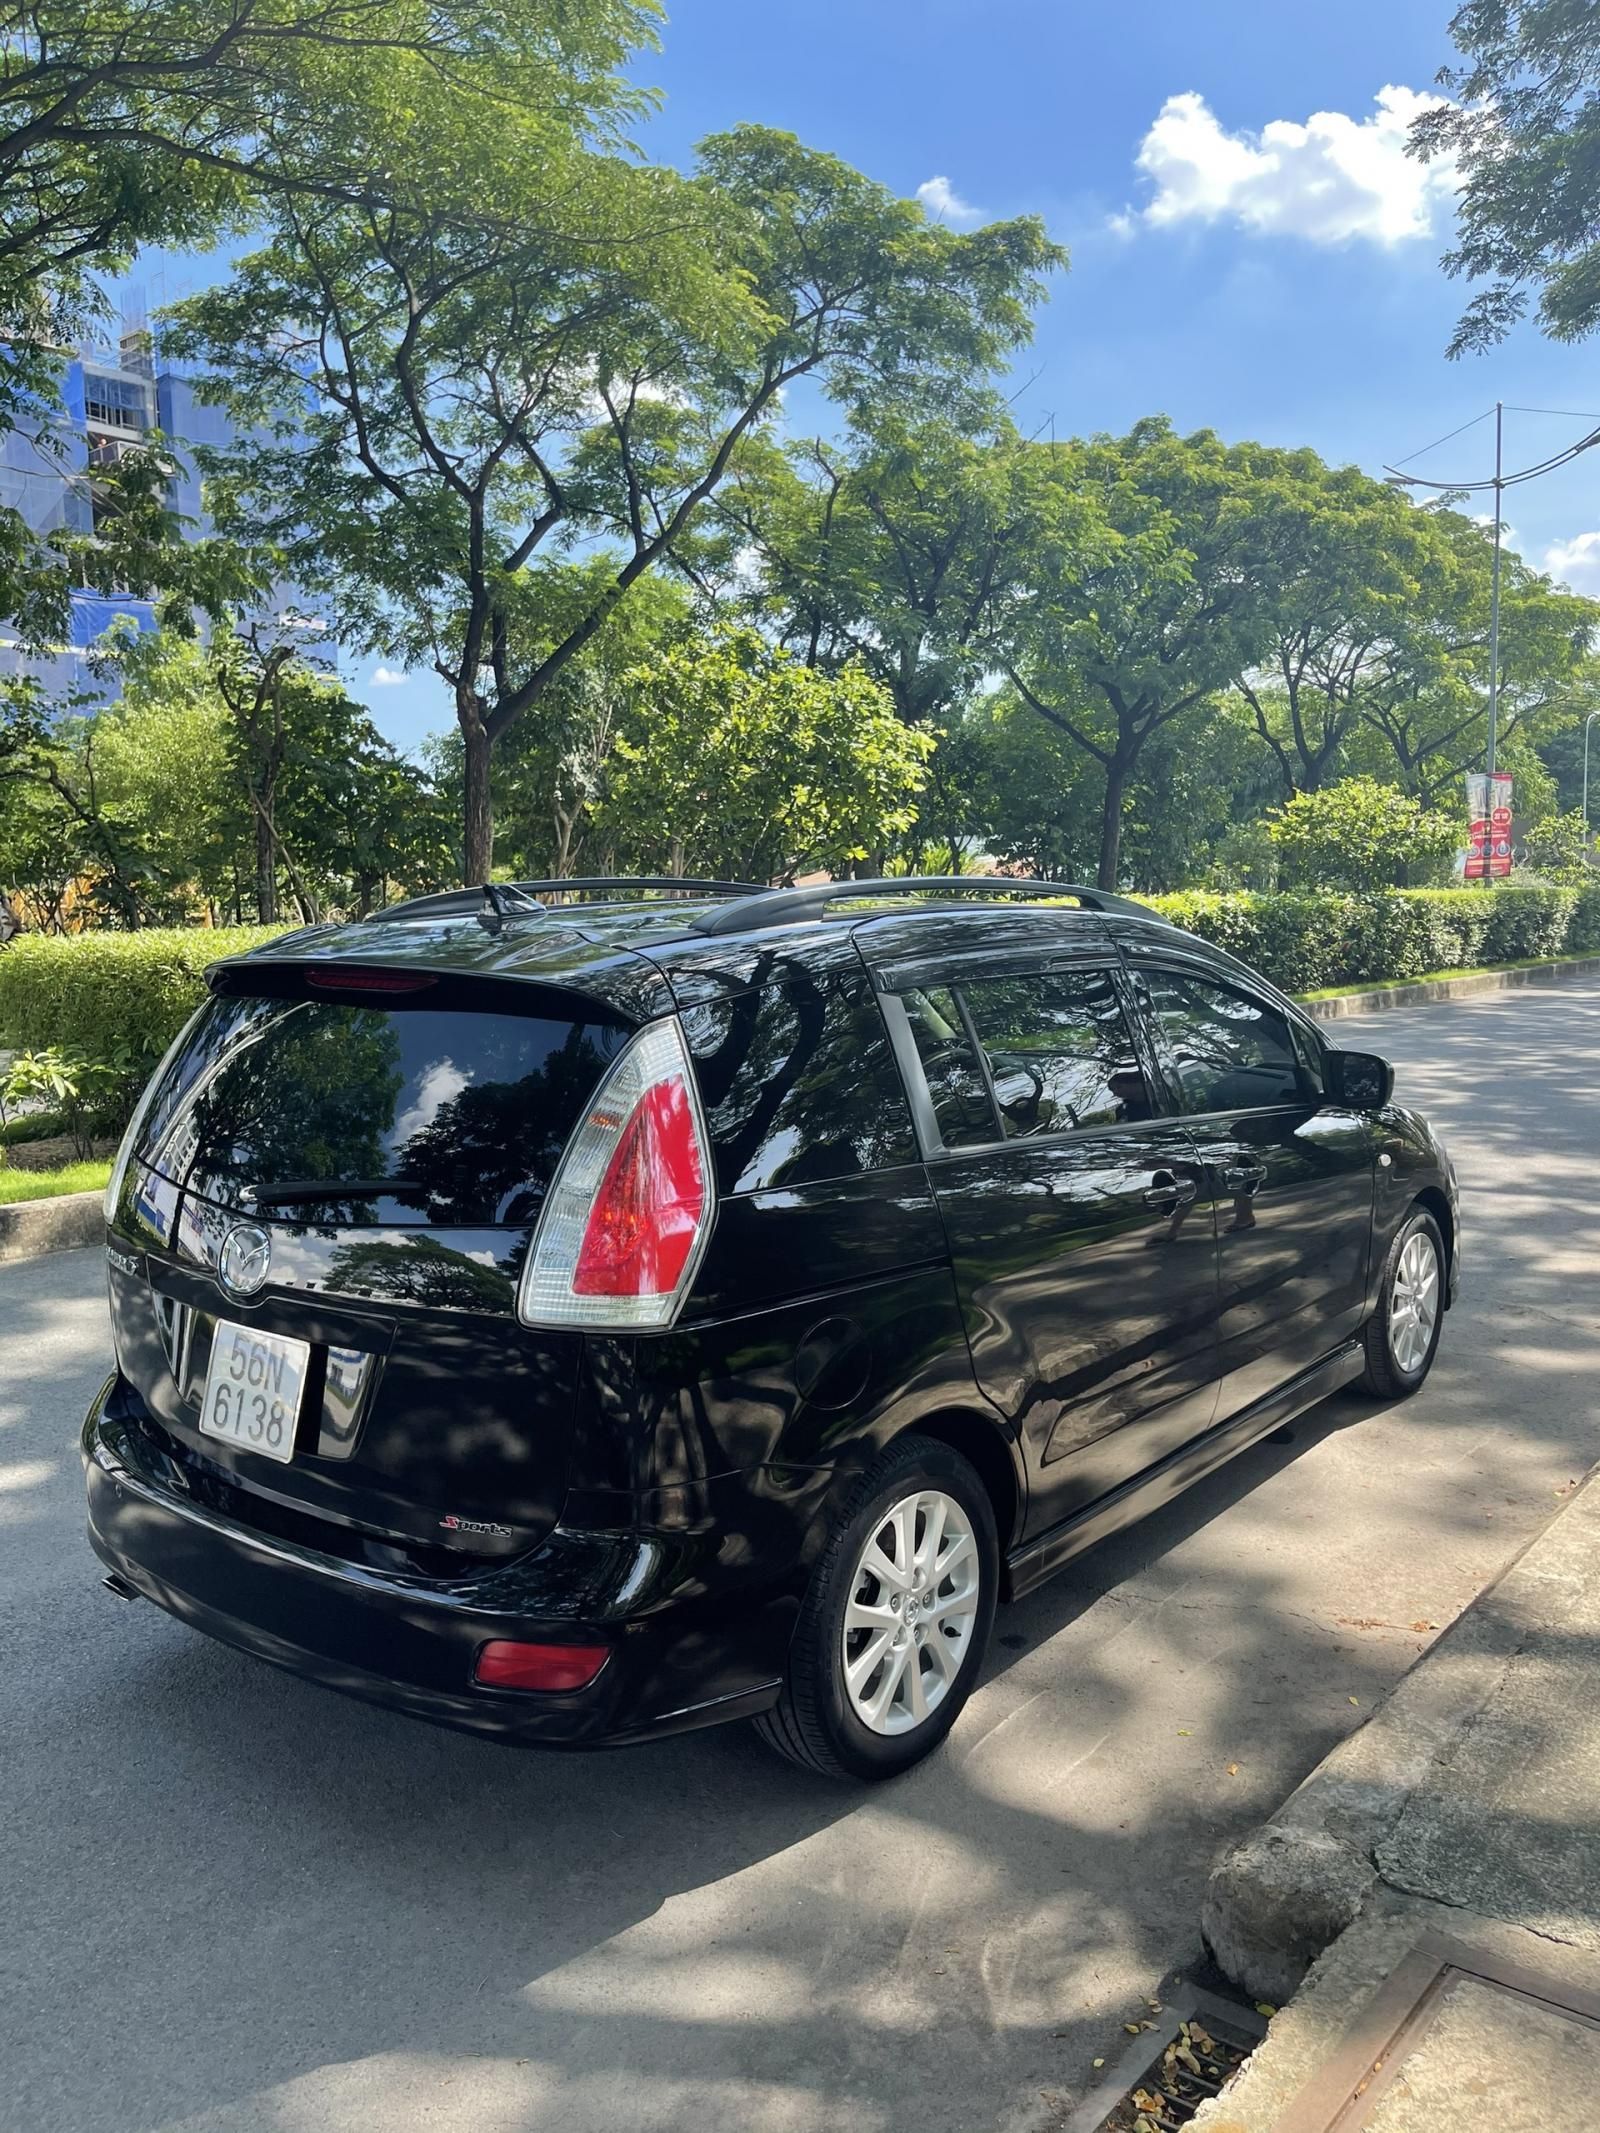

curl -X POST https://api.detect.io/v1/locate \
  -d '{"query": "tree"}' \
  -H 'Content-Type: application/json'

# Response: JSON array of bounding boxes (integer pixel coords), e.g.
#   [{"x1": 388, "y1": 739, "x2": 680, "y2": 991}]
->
[
  {"x1": 1230, "y1": 456, "x2": 1442, "y2": 796},
  {"x1": 167, "y1": 109, "x2": 1062, "y2": 879},
  {"x1": 998, "y1": 420, "x2": 1283, "y2": 888},
  {"x1": 1411, "y1": 1, "x2": 1600, "y2": 352},
  {"x1": 0, "y1": 0, "x2": 612, "y2": 641},
  {"x1": 714, "y1": 414, "x2": 1063, "y2": 728},
  {"x1": 1266, "y1": 777, "x2": 1460, "y2": 891},
  {"x1": 598, "y1": 627, "x2": 934, "y2": 883}
]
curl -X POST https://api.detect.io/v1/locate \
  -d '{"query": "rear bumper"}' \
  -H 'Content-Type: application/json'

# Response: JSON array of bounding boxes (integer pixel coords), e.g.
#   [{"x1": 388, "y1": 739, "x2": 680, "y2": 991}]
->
[{"x1": 83, "y1": 1377, "x2": 809, "y2": 1748}]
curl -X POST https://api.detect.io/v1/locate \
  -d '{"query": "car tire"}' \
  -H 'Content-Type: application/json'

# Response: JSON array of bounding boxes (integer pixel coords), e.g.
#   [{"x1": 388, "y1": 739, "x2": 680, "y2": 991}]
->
[
  {"x1": 1358, "y1": 1205, "x2": 1446, "y2": 1400},
  {"x1": 754, "y1": 1432, "x2": 999, "y2": 1782}
]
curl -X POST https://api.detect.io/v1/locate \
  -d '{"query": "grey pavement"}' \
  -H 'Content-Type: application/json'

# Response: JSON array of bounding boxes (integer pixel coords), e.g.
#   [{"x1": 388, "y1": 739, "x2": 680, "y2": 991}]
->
[{"x1": 6, "y1": 981, "x2": 1600, "y2": 2133}]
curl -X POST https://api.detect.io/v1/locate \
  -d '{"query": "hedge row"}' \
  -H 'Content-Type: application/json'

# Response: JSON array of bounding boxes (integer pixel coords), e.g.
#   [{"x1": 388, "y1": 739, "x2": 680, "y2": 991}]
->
[
  {"x1": 1141, "y1": 882, "x2": 1600, "y2": 994},
  {"x1": 0, "y1": 926, "x2": 286, "y2": 1112}
]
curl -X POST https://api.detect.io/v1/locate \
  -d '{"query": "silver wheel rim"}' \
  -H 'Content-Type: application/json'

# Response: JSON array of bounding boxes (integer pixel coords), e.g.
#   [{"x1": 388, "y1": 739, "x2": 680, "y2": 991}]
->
[
  {"x1": 842, "y1": 1487, "x2": 981, "y2": 1737},
  {"x1": 1389, "y1": 1230, "x2": 1440, "y2": 1375}
]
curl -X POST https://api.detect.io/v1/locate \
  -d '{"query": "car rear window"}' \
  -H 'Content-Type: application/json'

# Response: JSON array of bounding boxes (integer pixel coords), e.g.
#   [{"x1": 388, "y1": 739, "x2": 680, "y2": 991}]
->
[{"x1": 141, "y1": 992, "x2": 626, "y2": 1226}]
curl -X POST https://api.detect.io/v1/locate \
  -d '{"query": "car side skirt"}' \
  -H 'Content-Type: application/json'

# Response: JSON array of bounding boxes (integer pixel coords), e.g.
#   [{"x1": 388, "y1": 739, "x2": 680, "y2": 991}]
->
[{"x1": 1003, "y1": 1340, "x2": 1365, "y2": 1601}]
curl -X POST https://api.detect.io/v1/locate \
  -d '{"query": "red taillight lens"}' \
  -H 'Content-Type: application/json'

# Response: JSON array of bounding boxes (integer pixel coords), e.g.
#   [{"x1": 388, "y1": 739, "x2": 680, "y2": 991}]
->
[
  {"x1": 573, "y1": 1076, "x2": 706, "y2": 1297},
  {"x1": 517, "y1": 1017, "x2": 716, "y2": 1331},
  {"x1": 472, "y1": 1639, "x2": 610, "y2": 1693}
]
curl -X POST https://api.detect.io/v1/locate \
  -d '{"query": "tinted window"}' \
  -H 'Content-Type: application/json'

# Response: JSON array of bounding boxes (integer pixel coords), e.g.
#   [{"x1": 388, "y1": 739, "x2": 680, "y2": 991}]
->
[
  {"x1": 684, "y1": 971, "x2": 916, "y2": 1192},
  {"x1": 146, "y1": 996, "x2": 624, "y2": 1225},
  {"x1": 960, "y1": 966, "x2": 1152, "y2": 1136},
  {"x1": 1142, "y1": 968, "x2": 1310, "y2": 1114},
  {"x1": 900, "y1": 984, "x2": 996, "y2": 1150}
]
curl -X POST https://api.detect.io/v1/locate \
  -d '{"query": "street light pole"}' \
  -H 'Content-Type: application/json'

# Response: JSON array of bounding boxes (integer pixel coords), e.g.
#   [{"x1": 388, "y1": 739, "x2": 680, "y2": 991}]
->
[
  {"x1": 1487, "y1": 401, "x2": 1503, "y2": 782},
  {"x1": 1583, "y1": 709, "x2": 1600, "y2": 849}
]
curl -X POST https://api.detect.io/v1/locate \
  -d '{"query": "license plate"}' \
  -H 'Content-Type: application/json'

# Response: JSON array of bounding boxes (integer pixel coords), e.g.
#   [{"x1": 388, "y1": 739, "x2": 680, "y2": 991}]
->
[{"x1": 198, "y1": 1320, "x2": 310, "y2": 1465}]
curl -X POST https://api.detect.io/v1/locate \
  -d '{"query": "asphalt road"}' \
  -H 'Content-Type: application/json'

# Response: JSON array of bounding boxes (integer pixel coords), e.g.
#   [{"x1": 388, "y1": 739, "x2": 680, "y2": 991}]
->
[{"x1": 6, "y1": 981, "x2": 1600, "y2": 2133}]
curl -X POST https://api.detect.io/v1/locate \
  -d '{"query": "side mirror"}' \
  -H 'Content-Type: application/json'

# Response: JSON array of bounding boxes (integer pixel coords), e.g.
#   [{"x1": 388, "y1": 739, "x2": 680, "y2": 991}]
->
[{"x1": 1326, "y1": 1047, "x2": 1394, "y2": 1110}]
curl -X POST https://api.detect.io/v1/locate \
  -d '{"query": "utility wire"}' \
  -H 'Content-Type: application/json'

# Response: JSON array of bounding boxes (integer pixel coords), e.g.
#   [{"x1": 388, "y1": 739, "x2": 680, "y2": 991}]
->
[{"x1": 1388, "y1": 406, "x2": 1495, "y2": 470}]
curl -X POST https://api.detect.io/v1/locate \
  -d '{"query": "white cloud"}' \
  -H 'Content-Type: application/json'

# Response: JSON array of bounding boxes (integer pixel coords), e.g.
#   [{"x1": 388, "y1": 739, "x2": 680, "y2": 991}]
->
[
  {"x1": 1544, "y1": 532, "x2": 1600, "y2": 596},
  {"x1": 370, "y1": 665, "x2": 408, "y2": 687},
  {"x1": 1106, "y1": 209, "x2": 1137, "y2": 241},
  {"x1": 916, "y1": 175, "x2": 984, "y2": 227},
  {"x1": 1134, "y1": 85, "x2": 1456, "y2": 246}
]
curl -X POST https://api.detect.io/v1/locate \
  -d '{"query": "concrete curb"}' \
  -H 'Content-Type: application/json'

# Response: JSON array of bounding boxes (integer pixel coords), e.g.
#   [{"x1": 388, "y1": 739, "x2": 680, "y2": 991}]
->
[
  {"x1": 1200, "y1": 1464, "x2": 1600, "y2": 2004},
  {"x1": 1300, "y1": 953, "x2": 1600, "y2": 1020},
  {"x1": 0, "y1": 1189, "x2": 103, "y2": 1264}
]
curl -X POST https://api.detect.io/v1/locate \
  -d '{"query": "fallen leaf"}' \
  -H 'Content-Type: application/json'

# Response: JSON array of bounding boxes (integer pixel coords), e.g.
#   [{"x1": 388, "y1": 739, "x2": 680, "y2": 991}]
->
[
  {"x1": 1125, "y1": 2022, "x2": 1143, "y2": 2035},
  {"x1": 1348, "y1": 1696, "x2": 1360, "y2": 1706},
  {"x1": 1411, "y1": 1621, "x2": 1437, "y2": 1632},
  {"x1": 1092, "y1": 2057, "x2": 1105, "y2": 2069},
  {"x1": 1226, "y1": 1761, "x2": 1241, "y2": 1776},
  {"x1": 1256, "y1": 2002, "x2": 1278, "y2": 2017},
  {"x1": 1177, "y1": 1727, "x2": 1192, "y2": 1736}
]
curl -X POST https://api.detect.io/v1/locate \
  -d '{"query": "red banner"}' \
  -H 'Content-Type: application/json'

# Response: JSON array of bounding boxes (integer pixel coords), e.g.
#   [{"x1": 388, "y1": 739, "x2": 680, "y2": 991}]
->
[{"x1": 1465, "y1": 771, "x2": 1513, "y2": 880}]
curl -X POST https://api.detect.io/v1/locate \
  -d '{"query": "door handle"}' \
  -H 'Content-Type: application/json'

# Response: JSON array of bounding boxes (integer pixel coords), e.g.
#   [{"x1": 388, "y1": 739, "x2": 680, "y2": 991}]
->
[
  {"x1": 1143, "y1": 1169, "x2": 1198, "y2": 1211},
  {"x1": 1223, "y1": 1162, "x2": 1267, "y2": 1194}
]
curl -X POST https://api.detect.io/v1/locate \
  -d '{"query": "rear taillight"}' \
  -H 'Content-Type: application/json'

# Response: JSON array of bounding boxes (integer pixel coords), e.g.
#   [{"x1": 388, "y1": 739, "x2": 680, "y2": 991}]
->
[
  {"x1": 473, "y1": 1640, "x2": 610, "y2": 1692},
  {"x1": 517, "y1": 1017, "x2": 714, "y2": 1330}
]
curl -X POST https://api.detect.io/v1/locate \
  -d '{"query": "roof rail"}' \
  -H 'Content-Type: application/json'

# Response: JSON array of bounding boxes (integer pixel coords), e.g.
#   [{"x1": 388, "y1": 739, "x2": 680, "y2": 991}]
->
[
  {"x1": 376, "y1": 876, "x2": 764, "y2": 922},
  {"x1": 689, "y1": 877, "x2": 1164, "y2": 938},
  {"x1": 503, "y1": 876, "x2": 767, "y2": 901},
  {"x1": 373, "y1": 882, "x2": 546, "y2": 925}
]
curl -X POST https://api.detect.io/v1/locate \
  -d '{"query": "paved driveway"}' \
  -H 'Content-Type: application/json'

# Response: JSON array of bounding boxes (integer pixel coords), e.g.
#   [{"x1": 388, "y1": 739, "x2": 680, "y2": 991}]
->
[{"x1": 5, "y1": 981, "x2": 1599, "y2": 2133}]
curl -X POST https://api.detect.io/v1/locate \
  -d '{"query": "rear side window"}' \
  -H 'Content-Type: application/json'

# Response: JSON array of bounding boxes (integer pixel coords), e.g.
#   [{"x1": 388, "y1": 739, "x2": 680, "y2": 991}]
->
[
  {"x1": 143, "y1": 995, "x2": 625, "y2": 1226},
  {"x1": 683, "y1": 970, "x2": 917, "y2": 1193},
  {"x1": 1141, "y1": 967, "x2": 1310, "y2": 1114},
  {"x1": 960, "y1": 967, "x2": 1152, "y2": 1136}
]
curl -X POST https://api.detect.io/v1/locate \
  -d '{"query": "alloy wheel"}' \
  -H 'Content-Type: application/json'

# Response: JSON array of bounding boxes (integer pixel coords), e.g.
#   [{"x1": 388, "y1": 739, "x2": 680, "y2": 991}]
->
[
  {"x1": 1388, "y1": 1229, "x2": 1440, "y2": 1376},
  {"x1": 841, "y1": 1487, "x2": 981, "y2": 1736}
]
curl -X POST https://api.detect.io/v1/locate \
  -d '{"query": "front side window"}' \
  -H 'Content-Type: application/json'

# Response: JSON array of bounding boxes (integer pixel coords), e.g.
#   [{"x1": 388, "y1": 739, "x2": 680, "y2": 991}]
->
[
  {"x1": 959, "y1": 967, "x2": 1152, "y2": 1137},
  {"x1": 1141, "y1": 967, "x2": 1311, "y2": 1115}
]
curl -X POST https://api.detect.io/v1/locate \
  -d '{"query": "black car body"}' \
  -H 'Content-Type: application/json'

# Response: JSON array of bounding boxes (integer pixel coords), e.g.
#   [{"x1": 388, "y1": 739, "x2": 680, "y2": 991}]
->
[{"x1": 84, "y1": 879, "x2": 1459, "y2": 1777}]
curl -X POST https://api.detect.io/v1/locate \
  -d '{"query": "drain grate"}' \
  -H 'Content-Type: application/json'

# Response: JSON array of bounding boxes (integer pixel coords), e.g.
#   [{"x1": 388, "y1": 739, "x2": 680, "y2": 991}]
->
[{"x1": 1066, "y1": 1987, "x2": 1268, "y2": 2133}]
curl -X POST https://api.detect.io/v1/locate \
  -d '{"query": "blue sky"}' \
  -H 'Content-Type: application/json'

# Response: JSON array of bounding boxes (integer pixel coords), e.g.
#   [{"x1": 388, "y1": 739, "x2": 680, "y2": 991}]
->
[{"x1": 176, "y1": 0, "x2": 1600, "y2": 752}]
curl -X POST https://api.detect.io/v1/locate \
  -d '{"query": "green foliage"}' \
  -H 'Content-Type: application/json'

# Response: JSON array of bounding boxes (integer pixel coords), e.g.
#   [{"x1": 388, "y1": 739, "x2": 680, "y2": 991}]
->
[
  {"x1": 1266, "y1": 777, "x2": 1460, "y2": 890},
  {"x1": 602, "y1": 628, "x2": 934, "y2": 881},
  {"x1": 0, "y1": 925, "x2": 285, "y2": 1120},
  {"x1": 1519, "y1": 809, "x2": 1596, "y2": 883},
  {"x1": 1412, "y1": 1, "x2": 1600, "y2": 352},
  {"x1": 1144, "y1": 882, "x2": 1600, "y2": 993},
  {"x1": 165, "y1": 69, "x2": 1063, "y2": 876}
]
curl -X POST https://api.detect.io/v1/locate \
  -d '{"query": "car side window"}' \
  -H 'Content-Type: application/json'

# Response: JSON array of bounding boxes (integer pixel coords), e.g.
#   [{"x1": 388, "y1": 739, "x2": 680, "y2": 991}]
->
[
  {"x1": 899, "y1": 984, "x2": 997, "y2": 1150},
  {"x1": 683, "y1": 971, "x2": 918, "y2": 1192},
  {"x1": 957, "y1": 966, "x2": 1153, "y2": 1138},
  {"x1": 1141, "y1": 966, "x2": 1312, "y2": 1115}
]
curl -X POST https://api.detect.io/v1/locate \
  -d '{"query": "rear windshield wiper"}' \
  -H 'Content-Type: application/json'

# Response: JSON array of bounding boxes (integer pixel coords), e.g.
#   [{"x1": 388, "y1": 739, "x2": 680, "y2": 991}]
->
[{"x1": 244, "y1": 1179, "x2": 422, "y2": 1206}]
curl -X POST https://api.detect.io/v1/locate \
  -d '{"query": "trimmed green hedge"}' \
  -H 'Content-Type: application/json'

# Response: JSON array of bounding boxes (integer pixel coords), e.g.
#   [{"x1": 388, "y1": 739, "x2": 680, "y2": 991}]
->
[
  {"x1": 1142, "y1": 882, "x2": 1600, "y2": 993},
  {"x1": 0, "y1": 926, "x2": 286, "y2": 1114}
]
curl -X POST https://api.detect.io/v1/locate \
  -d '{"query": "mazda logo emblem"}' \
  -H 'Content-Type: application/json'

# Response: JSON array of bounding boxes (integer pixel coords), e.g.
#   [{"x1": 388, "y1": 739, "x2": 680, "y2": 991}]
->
[{"x1": 218, "y1": 1221, "x2": 273, "y2": 1300}]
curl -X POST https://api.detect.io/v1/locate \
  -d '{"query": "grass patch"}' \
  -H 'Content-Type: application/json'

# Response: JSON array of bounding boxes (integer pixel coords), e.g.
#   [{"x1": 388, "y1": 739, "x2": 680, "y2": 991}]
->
[
  {"x1": 0, "y1": 1157, "x2": 110, "y2": 1205},
  {"x1": 1295, "y1": 948, "x2": 1600, "y2": 1004}
]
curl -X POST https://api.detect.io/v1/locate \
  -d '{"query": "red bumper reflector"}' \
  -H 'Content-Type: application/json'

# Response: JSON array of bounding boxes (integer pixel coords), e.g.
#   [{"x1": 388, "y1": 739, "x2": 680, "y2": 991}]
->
[{"x1": 472, "y1": 1639, "x2": 610, "y2": 1693}]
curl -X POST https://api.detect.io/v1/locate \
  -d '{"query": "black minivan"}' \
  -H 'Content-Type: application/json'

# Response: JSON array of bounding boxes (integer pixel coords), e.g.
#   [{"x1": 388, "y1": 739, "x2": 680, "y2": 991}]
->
[{"x1": 85, "y1": 879, "x2": 1458, "y2": 1780}]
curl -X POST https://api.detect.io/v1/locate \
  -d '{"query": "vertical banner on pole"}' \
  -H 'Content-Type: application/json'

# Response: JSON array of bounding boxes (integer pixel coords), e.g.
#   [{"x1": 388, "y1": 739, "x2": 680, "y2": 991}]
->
[{"x1": 1465, "y1": 772, "x2": 1514, "y2": 879}]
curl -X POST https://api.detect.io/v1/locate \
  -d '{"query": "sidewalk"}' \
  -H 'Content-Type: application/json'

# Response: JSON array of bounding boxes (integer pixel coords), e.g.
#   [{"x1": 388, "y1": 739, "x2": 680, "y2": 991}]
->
[{"x1": 1191, "y1": 1463, "x2": 1600, "y2": 2128}]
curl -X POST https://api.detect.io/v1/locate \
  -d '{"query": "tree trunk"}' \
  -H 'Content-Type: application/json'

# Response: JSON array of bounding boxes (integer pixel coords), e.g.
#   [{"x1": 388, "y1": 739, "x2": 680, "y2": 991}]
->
[
  {"x1": 461, "y1": 708, "x2": 494, "y2": 883},
  {"x1": 1097, "y1": 756, "x2": 1130, "y2": 889},
  {"x1": 254, "y1": 806, "x2": 278, "y2": 924}
]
